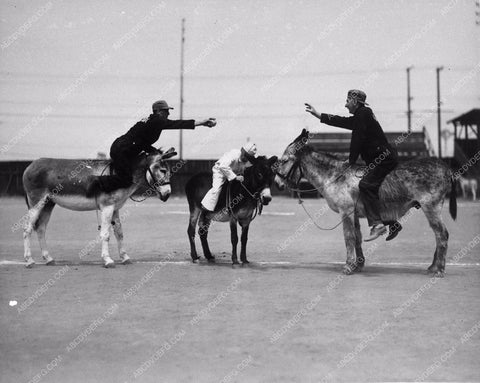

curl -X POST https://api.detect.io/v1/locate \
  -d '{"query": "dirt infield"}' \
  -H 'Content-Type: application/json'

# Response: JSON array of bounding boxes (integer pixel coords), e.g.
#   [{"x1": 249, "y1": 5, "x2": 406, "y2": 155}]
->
[{"x1": 1, "y1": 196, "x2": 479, "y2": 382}]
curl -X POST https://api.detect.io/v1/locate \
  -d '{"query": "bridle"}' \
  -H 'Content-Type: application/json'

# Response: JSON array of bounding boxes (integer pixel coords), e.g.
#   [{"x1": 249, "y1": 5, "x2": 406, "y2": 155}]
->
[
  {"x1": 275, "y1": 155, "x2": 362, "y2": 231},
  {"x1": 130, "y1": 156, "x2": 171, "y2": 202},
  {"x1": 275, "y1": 157, "x2": 317, "y2": 192},
  {"x1": 226, "y1": 169, "x2": 273, "y2": 220}
]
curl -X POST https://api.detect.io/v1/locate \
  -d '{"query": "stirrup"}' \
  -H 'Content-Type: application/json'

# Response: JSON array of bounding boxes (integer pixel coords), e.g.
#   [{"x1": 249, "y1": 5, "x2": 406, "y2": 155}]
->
[{"x1": 364, "y1": 224, "x2": 387, "y2": 242}]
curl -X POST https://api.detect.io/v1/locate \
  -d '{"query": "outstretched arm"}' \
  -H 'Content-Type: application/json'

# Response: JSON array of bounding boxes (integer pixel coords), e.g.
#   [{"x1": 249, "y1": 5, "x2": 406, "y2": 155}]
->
[
  {"x1": 305, "y1": 103, "x2": 321, "y2": 119},
  {"x1": 305, "y1": 103, "x2": 354, "y2": 130},
  {"x1": 160, "y1": 118, "x2": 217, "y2": 130},
  {"x1": 195, "y1": 118, "x2": 217, "y2": 127}
]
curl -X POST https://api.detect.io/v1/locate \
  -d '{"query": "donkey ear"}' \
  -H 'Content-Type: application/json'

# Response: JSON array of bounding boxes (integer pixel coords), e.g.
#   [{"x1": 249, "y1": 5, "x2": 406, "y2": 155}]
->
[
  {"x1": 294, "y1": 129, "x2": 308, "y2": 143},
  {"x1": 268, "y1": 156, "x2": 278, "y2": 167},
  {"x1": 162, "y1": 147, "x2": 177, "y2": 159}
]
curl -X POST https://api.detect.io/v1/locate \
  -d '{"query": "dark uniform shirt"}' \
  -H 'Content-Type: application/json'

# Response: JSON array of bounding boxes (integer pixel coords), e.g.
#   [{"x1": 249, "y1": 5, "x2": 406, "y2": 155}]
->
[
  {"x1": 120, "y1": 114, "x2": 195, "y2": 154},
  {"x1": 319, "y1": 106, "x2": 395, "y2": 165}
]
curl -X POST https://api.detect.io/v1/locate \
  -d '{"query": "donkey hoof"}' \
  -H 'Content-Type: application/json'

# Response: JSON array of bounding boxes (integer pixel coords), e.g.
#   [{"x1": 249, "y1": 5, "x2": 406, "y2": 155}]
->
[
  {"x1": 432, "y1": 270, "x2": 445, "y2": 278},
  {"x1": 207, "y1": 258, "x2": 216, "y2": 263},
  {"x1": 45, "y1": 257, "x2": 55, "y2": 266},
  {"x1": 342, "y1": 265, "x2": 354, "y2": 275},
  {"x1": 103, "y1": 259, "x2": 116, "y2": 268},
  {"x1": 121, "y1": 255, "x2": 132, "y2": 265},
  {"x1": 354, "y1": 263, "x2": 364, "y2": 272},
  {"x1": 241, "y1": 260, "x2": 250, "y2": 265},
  {"x1": 427, "y1": 265, "x2": 444, "y2": 277},
  {"x1": 25, "y1": 259, "x2": 35, "y2": 268},
  {"x1": 232, "y1": 260, "x2": 240, "y2": 265}
]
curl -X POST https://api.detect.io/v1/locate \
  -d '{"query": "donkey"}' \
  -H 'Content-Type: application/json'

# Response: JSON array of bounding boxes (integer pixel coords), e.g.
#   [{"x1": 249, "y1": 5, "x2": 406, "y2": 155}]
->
[
  {"x1": 22, "y1": 148, "x2": 177, "y2": 268},
  {"x1": 274, "y1": 129, "x2": 457, "y2": 276},
  {"x1": 185, "y1": 155, "x2": 278, "y2": 264},
  {"x1": 459, "y1": 176, "x2": 477, "y2": 201}
]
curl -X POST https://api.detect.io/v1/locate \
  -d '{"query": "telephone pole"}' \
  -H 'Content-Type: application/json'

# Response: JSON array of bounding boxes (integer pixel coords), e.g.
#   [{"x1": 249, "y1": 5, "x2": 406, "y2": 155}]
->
[
  {"x1": 436, "y1": 66, "x2": 443, "y2": 158},
  {"x1": 406, "y1": 66, "x2": 413, "y2": 133},
  {"x1": 179, "y1": 18, "x2": 185, "y2": 159}
]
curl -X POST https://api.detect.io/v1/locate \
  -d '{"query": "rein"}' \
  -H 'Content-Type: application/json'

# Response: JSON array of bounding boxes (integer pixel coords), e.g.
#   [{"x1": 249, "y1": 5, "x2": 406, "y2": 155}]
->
[
  {"x1": 278, "y1": 158, "x2": 360, "y2": 231},
  {"x1": 130, "y1": 166, "x2": 170, "y2": 203},
  {"x1": 296, "y1": 191, "x2": 360, "y2": 231},
  {"x1": 226, "y1": 181, "x2": 262, "y2": 222}
]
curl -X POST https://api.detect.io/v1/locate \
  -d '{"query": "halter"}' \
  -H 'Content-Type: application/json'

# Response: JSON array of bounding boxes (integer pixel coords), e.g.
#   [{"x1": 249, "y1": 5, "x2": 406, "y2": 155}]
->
[
  {"x1": 276, "y1": 157, "x2": 360, "y2": 231},
  {"x1": 276, "y1": 158, "x2": 318, "y2": 193},
  {"x1": 130, "y1": 160, "x2": 170, "y2": 203}
]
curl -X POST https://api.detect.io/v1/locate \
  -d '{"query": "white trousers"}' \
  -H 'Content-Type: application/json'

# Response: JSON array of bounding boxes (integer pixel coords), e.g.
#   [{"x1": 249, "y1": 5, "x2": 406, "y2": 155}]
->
[{"x1": 201, "y1": 168, "x2": 228, "y2": 211}]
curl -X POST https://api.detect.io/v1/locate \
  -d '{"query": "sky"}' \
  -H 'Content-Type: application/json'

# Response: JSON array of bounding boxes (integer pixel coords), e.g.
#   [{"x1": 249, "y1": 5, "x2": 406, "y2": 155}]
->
[{"x1": 0, "y1": 0, "x2": 479, "y2": 160}]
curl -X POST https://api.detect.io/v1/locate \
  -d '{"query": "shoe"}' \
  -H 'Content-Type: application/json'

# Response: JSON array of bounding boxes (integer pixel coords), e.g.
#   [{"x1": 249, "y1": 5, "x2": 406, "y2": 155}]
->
[
  {"x1": 364, "y1": 224, "x2": 387, "y2": 242},
  {"x1": 386, "y1": 221, "x2": 403, "y2": 241}
]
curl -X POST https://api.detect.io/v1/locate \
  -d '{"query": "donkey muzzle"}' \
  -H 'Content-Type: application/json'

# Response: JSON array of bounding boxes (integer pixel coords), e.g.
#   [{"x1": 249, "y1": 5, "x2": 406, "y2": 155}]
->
[
  {"x1": 274, "y1": 175, "x2": 285, "y2": 190},
  {"x1": 158, "y1": 184, "x2": 171, "y2": 202},
  {"x1": 260, "y1": 188, "x2": 272, "y2": 205}
]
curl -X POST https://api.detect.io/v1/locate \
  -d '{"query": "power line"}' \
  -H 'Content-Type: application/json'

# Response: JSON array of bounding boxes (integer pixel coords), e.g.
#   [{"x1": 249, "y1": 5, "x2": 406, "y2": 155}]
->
[
  {"x1": 0, "y1": 110, "x2": 457, "y2": 121},
  {"x1": 0, "y1": 66, "x2": 477, "y2": 82}
]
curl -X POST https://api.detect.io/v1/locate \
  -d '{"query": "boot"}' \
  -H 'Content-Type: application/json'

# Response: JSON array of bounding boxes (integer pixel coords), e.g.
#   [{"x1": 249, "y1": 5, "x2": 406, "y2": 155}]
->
[{"x1": 386, "y1": 221, "x2": 403, "y2": 241}]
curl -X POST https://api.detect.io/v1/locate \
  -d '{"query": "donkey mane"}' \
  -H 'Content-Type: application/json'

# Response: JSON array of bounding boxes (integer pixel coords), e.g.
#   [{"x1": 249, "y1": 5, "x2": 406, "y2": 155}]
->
[{"x1": 298, "y1": 145, "x2": 346, "y2": 173}]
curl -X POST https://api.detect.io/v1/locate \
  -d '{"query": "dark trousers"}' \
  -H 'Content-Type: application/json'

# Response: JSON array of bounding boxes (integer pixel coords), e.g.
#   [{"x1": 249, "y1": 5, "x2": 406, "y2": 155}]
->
[
  {"x1": 97, "y1": 138, "x2": 138, "y2": 192},
  {"x1": 359, "y1": 157, "x2": 397, "y2": 226}
]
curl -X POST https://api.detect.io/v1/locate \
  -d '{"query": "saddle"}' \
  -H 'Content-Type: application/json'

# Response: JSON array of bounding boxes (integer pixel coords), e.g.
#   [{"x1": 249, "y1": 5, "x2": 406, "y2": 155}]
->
[
  {"x1": 85, "y1": 162, "x2": 128, "y2": 197},
  {"x1": 213, "y1": 180, "x2": 237, "y2": 212},
  {"x1": 213, "y1": 179, "x2": 262, "y2": 217}
]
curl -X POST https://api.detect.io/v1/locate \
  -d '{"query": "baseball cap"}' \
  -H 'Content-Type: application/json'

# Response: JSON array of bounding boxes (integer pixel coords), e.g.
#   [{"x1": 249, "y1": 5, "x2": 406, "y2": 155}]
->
[{"x1": 152, "y1": 100, "x2": 174, "y2": 112}]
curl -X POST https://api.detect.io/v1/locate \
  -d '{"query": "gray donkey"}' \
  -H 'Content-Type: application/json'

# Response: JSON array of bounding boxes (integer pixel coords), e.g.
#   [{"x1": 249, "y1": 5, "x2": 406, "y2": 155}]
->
[
  {"x1": 275, "y1": 129, "x2": 457, "y2": 276},
  {"x1": 22, "y1": 148, "x2": 176, "y2": 268}
]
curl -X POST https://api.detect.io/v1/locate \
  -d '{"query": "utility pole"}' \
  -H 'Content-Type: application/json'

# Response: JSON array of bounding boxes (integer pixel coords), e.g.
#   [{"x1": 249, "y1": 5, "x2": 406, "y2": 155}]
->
[
  {"x1": 407, "y1": 66, "x2": 413, "y2": 133},
  {"x1": 436, "y1": 66, "x2": 443, "y2": 158},
  {"x1": 179, "y1": 18, "x2": 185, "y2": 159}
]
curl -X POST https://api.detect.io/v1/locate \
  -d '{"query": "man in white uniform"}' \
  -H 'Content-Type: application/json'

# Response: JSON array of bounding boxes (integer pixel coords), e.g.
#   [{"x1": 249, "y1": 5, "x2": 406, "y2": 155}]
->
[{"x1": 201, "y1": 142, "x2": 257, "y2": 212}]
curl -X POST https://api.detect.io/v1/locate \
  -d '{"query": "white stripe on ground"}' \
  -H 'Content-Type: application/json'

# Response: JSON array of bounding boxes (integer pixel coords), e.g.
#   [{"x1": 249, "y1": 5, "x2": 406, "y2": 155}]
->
[
  {"x1": 153, "y1": 211, "x2": 295, "y2": 216},
  {"x1": 1, "y1": 260, "x2": 479, "y2": 267}
]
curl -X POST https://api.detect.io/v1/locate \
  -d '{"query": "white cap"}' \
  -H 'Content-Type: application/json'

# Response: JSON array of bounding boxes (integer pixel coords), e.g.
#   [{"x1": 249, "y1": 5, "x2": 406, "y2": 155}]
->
[{"x1": 242, "y1": 142, "x2": 257, "y2": 156}]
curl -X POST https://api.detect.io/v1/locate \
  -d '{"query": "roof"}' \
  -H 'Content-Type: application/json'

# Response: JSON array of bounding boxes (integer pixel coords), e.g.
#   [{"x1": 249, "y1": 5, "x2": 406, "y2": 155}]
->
[{"x1": 447, "y1": 108, "x2": 480, "y2": 126}]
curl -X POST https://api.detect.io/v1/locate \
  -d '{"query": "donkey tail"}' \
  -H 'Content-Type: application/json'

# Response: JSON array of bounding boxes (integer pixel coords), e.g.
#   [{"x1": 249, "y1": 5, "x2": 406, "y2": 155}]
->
[
  {"x1": 449, "y1": 176, "x2": 457, "y2": 221},
  {"x1": 24, "y1": 194, "x2": 30, "y2": 209}
]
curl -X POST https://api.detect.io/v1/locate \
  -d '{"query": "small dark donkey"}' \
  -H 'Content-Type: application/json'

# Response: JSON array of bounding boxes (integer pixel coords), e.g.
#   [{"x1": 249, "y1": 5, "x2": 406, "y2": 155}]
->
[
  {"x1": 186, "y1": 155, "x2": 277, "y2": 264},
  {"x1": 275, "y1": 129, "x2": 457, "y2": 276}
]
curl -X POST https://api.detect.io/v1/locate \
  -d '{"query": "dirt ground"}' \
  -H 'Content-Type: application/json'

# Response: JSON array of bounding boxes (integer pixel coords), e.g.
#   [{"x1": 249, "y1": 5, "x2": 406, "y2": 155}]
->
[{"x1": 1, "y1": 196, "x2": 479, "y2": 382}]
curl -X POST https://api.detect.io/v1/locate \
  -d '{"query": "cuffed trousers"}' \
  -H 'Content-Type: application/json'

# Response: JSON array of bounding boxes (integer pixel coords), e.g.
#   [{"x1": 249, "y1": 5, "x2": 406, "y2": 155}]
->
[{"x1": 201, "y1": 168, "x2": 228, "y2": 211}]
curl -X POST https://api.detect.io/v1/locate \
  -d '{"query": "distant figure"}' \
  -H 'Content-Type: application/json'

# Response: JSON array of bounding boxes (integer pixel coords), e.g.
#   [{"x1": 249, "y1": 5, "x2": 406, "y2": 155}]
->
[
  {"x1": 201, "y1": 142, "x2": 258, "y2": 212},
  {"x1": 88, "y1": 100, "x2": 216, "y2": 196},
  {"x1": 305, "y1": 89, "x2": 400, "y2": 241},
  {"x1": 459, "y1": 176, "x2": 477, "y2": 201}
]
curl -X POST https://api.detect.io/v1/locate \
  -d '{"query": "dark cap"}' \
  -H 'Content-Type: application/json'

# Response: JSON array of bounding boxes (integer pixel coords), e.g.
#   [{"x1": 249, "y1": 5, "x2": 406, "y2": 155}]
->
[
  {"x1": 152, "y1": 100, "x2": 174, "y2": 112},
  {"x1": 347, "y1": 89, "x2": 368, "y2": 106}
]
